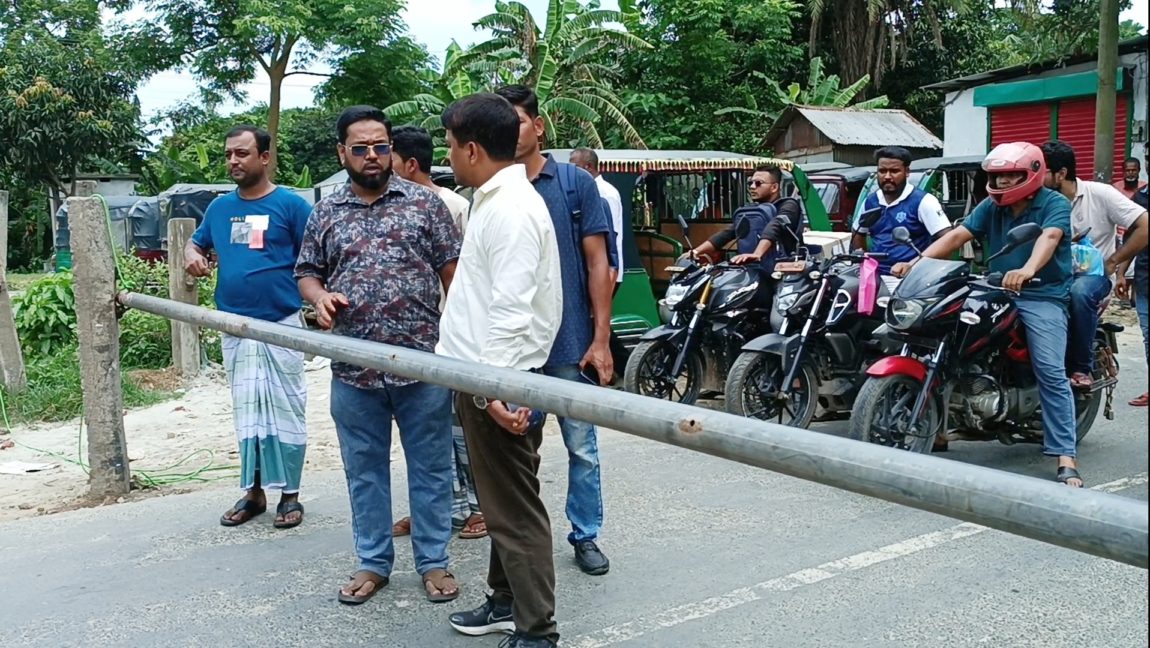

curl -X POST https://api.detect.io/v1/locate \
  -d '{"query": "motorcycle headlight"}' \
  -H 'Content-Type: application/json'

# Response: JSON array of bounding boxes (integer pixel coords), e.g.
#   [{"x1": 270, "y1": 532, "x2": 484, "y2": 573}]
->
[
  {"x1": 776, "y1": 292, "x2": 799, "y2": 313},
  {"x1": 887, "y1": 298, "x2": 925, "y2": 330},
  {"x1": 664, "y1": 283, "x2": 689, "y2": 306}
]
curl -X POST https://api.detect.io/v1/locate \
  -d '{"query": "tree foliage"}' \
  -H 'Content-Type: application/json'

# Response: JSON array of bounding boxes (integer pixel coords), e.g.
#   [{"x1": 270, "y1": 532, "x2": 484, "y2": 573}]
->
[
  {"x1": 126, "y1": 0, "x2": 406, "y2": 177},
  {"x1": 1, "y1": 0, "x2": 144, "y2": 268},
  {"x1": 617, "y1": 0, "x2": 804, "y2": 152},
  {"x1": 449, "y1": 0, "x2": 652, "y2": 148}
]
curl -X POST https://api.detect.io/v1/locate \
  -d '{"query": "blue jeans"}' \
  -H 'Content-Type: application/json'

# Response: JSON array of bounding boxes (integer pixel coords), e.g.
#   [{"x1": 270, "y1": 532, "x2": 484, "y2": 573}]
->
[
  {"x1": 1136, "y1": 283, "x2": 1149, "y2": 365},
  {"x1": 542, "y1": 364, "x2": 604, "y2": 544},
  {"x1": 330, "y1": 378, "x2": 454, "y2": 577},
  {"x1": 1015, "y1": 299, "x2": 1078, "y2": 458},
  {"x1": 1067, "y1": 275, "x2": 1112, "y2": 374}
]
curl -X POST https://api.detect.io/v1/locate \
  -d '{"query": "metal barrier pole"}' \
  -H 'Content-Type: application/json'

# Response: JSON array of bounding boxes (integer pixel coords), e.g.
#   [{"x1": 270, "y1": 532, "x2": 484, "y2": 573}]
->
[{"x1": 118, "y1": 291, "x2": 1149, "y2": 569}]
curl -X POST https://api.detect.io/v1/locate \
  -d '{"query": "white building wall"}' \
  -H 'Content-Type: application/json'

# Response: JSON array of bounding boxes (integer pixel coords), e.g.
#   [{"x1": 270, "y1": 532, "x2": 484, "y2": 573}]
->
[{"x1": 941, "y1": 51, "x2": 1148, "y2": 176}]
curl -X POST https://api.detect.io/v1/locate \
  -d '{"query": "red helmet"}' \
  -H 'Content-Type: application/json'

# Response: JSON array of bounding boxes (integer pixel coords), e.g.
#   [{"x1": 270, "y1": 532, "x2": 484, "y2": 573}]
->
[{"x1": 982, "y1": 142, "x2": 1046, "y2": 206}]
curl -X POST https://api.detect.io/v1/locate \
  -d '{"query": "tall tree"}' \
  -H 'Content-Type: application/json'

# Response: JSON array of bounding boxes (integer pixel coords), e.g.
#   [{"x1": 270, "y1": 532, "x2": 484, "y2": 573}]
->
[
  {"x1": 127, "y1": 0, "x2": 405, "y2": 178},
  {"x1": 619, "y1": 0, "x2": 804, "y2": 151},
  {"x1": 450, "y1": 0, "x2": 652, "y2": 147},
  {"x1": 317, "y1": 36, "x2": 436, "y2": 111},
  {"x1": 1, "y1": 0, "x2": 144, "y2": 265},
  {"x1": 807, "y1": 0, "x2": 970, "y2": 89}
]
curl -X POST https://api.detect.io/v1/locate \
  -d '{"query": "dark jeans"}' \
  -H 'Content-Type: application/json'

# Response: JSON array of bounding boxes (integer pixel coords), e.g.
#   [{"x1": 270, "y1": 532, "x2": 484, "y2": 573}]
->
[{"x1": 456, "y1": 393, "x2": 558, "y2": 643}]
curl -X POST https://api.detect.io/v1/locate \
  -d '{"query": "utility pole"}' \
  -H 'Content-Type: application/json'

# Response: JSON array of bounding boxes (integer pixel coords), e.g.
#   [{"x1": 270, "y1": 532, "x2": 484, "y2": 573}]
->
[{"x1": 1093, "y1": 0, "x2": 1120, "y2": 183}]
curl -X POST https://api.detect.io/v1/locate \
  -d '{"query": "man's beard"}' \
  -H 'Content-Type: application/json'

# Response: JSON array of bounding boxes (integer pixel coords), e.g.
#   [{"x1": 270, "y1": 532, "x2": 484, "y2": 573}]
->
[
  {"x1": 1125, "y1": 178, "x2": 1139, "y2": 188},
  {"x1": 347, "y1": 165, "x2": 392, "y2": 190},
  {"x1": 232, "y1": 168, "x2": 264, "y2": 189}
]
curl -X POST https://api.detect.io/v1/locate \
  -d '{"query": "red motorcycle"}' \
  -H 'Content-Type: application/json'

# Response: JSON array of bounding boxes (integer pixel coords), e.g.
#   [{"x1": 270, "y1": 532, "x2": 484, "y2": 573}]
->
[{"x1": 848, "y1": 223, "x2": 1120, "y2": 453}]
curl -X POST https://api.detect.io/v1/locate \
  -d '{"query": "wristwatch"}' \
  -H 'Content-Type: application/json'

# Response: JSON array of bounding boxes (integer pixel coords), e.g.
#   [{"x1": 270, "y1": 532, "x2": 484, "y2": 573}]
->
[{"x1": 472, "y1": 395, "x2": 489, "y2": 410}]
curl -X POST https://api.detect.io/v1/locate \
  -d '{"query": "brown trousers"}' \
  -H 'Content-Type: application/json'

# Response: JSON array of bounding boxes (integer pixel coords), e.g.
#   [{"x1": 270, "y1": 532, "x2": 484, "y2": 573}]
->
[{"x1": 455, "y1": 393, "x2": 558, "y2": 642}]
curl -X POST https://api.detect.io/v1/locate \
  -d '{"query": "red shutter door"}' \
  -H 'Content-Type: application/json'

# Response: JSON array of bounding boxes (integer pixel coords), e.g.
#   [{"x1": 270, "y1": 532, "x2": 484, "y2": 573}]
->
[
  {"x1": 1056, "y1": 95, "x2": 1129, "y2": 180},
  {"x1": 990, "y1": 103, "x2": 1053, "y2": 148}
]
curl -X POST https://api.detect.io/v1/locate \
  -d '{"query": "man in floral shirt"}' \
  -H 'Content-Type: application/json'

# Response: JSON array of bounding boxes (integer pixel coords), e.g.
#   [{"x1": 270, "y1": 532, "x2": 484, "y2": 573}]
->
[{"x1": 295, "y1": 105, "x2": 463, "y2": 606}]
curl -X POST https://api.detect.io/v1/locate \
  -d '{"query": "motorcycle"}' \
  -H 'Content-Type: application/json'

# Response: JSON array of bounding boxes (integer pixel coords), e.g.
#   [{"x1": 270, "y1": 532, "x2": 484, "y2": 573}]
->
[
  {"x1": 623, "y1": 216, "x2": 774, "y2": 404},
  {"x1": 847, "y1": 223, "x2": 1121, "y2": 453},
  {"x1": 725, "y1": 208, "x2": 893, "y2": 428}
]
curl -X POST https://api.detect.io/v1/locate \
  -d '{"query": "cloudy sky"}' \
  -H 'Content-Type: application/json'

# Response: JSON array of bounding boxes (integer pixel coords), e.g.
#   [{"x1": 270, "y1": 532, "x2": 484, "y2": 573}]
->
[{"x1": 134, "y1": 0, "x2": 1145, "y2": 121}]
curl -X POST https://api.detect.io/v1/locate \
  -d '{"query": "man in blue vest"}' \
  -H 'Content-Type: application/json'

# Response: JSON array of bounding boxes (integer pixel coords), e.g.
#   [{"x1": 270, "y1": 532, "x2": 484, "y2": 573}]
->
[
  {"x1": 688, "y1": 165, "x2": 803, "y2": 271},
  {"x1": 852, "y1": 146, "x2": 951, "y2": 274}
]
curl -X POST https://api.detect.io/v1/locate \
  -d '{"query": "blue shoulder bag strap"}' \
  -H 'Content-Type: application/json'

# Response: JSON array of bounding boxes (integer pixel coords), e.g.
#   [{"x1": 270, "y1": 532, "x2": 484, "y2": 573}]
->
[{"x1": 556, "y1": 163, "x2": 590, "y2": 299}]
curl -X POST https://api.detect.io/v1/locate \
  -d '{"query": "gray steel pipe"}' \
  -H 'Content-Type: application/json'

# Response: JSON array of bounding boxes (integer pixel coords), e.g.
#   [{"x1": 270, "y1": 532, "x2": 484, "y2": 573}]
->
[{"x1": 118, "y1": 291, "x2": 1149, "y2": 569}]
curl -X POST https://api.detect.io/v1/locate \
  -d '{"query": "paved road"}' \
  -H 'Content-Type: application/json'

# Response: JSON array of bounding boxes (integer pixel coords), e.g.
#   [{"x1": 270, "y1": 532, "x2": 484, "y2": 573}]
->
[{"x1": 1, "y1": 334, "x2": 1146, "y2": 648}]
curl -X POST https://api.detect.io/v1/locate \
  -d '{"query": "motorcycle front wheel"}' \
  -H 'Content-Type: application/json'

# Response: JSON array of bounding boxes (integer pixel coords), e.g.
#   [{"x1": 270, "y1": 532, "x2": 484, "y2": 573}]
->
[
  {"x1": 724, "y1": 352, "x2": 818, "y2": 428},
  {"x1": 623, "y1": 339, "x2": 704, "y2": 404},
  {"x1": 848, "y1": 375, "x2": 940, "y2": 454}
]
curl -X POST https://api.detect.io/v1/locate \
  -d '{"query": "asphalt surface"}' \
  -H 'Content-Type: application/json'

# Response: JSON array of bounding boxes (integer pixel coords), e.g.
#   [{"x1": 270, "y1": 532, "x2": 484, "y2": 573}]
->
[{"x1": 0, "y1": 333, "x2": 1146, "y2": 648}]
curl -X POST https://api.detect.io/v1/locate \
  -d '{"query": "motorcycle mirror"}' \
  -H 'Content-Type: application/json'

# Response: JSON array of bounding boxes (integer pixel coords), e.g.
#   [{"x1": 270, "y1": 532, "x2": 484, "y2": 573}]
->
[
  {"x1": 1072, "y1": 226, "x2": 1092, "y2": 244},
  {"x1": 986, "y1": 222, "x2": 1043, "y2": 263},
  {"x1": 1003, "y1": 223, "x2": 1043, "y2": 248},
  {"x1": 892, "y1": 226, "x2": 913, "y2": 245},
  {"x1": 856, "y1": 207, "x2": 883, "y2": 232}
]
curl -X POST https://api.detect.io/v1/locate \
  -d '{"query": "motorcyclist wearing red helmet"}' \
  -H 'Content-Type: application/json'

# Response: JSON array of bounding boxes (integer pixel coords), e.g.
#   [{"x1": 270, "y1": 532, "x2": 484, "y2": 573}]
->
[{"x1": 891, "y1": 142, "x2": 1083, "y2": 487}]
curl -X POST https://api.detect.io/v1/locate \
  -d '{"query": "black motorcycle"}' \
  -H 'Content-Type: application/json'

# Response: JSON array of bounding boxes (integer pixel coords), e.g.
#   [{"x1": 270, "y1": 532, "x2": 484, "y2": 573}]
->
[
  {"x1": 848, "y1": 223, "x2": 1120, "y2": 453},
  {"x1": 623, "y1": 216, "x2": 774, "y2": 404},
  {"x1": 725, "y1": 208, "x2": 893, "y2": 427}
]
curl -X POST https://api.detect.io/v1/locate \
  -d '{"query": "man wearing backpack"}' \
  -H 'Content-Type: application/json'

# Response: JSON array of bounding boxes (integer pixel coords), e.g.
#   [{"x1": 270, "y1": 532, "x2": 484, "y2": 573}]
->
[
  {"x1": 715, "y1": 165, "x2": 804, "y2": 270},
  {"x1": 495, "y1": 85, "x2": 614, "y2": 576}
]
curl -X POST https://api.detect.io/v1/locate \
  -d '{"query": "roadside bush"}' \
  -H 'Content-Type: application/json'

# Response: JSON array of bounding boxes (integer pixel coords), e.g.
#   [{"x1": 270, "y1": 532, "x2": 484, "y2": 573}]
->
[
  {"x1": 12, "y1": 256, "x2": 223, "y2": 370},
  {"x1": 0, "y1": 345, "x2": 171, "y2": 423}
]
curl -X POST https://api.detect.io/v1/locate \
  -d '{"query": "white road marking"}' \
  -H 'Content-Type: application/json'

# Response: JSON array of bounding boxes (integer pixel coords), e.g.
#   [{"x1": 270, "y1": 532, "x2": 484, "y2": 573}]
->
[{"x1": 567, "y1": 472, "x2": 1149, "y2": 648}]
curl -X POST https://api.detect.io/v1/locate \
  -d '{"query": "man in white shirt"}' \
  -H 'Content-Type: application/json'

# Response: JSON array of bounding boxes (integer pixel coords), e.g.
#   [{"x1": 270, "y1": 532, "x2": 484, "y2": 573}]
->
[
  {"x1": 571, "y1": 147, "x2": 625, "y2": 286},
  {"x1": 1042, "y1": 140, "x2": 1149, "y2": 388},
  {"x1": 436, "y1": 93, "x2": 563, "y2": 648}
]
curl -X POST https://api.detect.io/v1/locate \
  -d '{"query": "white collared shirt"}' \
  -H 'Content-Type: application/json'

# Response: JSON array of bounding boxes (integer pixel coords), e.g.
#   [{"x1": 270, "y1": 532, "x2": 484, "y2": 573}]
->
[
  {"x1": 1068, "y1": 179, "x2": 1145, "y2": 260},
  {"x1": 436, "y1": 164, "x2": 563, "y2": 370},
  {"x1": 435, "y1": 185, "x2": 471, "y2": 233},
  {"x1": 595, "y1": 174, "x2": 625, "y2": 282}
]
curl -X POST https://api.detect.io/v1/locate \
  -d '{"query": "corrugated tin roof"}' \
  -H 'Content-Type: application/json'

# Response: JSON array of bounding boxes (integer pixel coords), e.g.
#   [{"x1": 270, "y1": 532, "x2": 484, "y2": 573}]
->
[{"x1": 781, "y1": 106, "x2": 943, "y2": 149}]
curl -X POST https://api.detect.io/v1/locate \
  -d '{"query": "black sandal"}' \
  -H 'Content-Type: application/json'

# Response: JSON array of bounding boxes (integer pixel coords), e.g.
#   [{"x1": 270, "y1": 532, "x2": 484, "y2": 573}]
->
[
  {"x1": 274, "y1": 501, "x2": 305, "y2": 529},
  {"x1": 1056, "y1": 466, "x2": 1084, "y2": 488},
  {"x1": 219, "y1": 498, "x2": 266, "y2": 527}
]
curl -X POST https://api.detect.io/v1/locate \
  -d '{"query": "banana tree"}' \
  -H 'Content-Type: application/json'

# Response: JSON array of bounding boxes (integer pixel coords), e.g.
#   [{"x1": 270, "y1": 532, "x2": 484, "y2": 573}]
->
[{"x1": 449, "y1": 0, "x2": 651, "y2": 148}]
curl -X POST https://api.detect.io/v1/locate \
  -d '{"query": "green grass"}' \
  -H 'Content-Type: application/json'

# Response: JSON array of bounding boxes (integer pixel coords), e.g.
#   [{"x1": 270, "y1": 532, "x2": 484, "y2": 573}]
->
[
  {"x1": 0, "y1": 346, "x2": 172, "y2": 425},
  {"x1": 4, "y1": 272, "x2": 49, "y2": 292}
]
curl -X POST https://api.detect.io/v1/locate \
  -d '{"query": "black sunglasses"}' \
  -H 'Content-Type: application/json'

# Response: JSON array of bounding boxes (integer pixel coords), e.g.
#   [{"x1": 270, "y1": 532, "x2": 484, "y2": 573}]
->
[{"x1": 345, "y1": 143, "x2": 392, "y2": 157}]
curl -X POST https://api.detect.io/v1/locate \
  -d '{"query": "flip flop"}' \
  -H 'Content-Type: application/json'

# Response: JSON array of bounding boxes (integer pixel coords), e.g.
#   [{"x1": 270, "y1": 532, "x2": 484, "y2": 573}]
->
[
  {"x1": 459, "y1": 513, "x2": 488, "y2": 539},
  {"x1": 422, "y1": 568, "x2": 460, "y2": 603},
  {"x1": 338, "y1": 570, "x2": 388, "y2": 605},
  {"x1": 273, "y1": 501, "x2": 305, "y2": 529},
  {"x1": 1129, "y1": 392, "x2": 1149, "y2": 407},
  {"x1": 219, "y1": 498, "x2": 266, "y2": 527},
  {"x1": 1056, "y1": 465, "x2": 1085, "y2": 488}
]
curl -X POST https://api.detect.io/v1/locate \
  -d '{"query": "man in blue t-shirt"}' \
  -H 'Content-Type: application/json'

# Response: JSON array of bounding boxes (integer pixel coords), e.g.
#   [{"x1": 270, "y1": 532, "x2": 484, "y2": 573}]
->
[
  {"x1": 186, "y1": 124, "x2": 313, "y2": 528},
  {"x1": 852, "y1": 146, "x2": 952, "y2": 274},
  {"x1": 496, "y1": 85, "x2": 614, "y2": 578},
  {"x1": 892, "y1": 142, "x2": 1083, "y2": 488}
]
